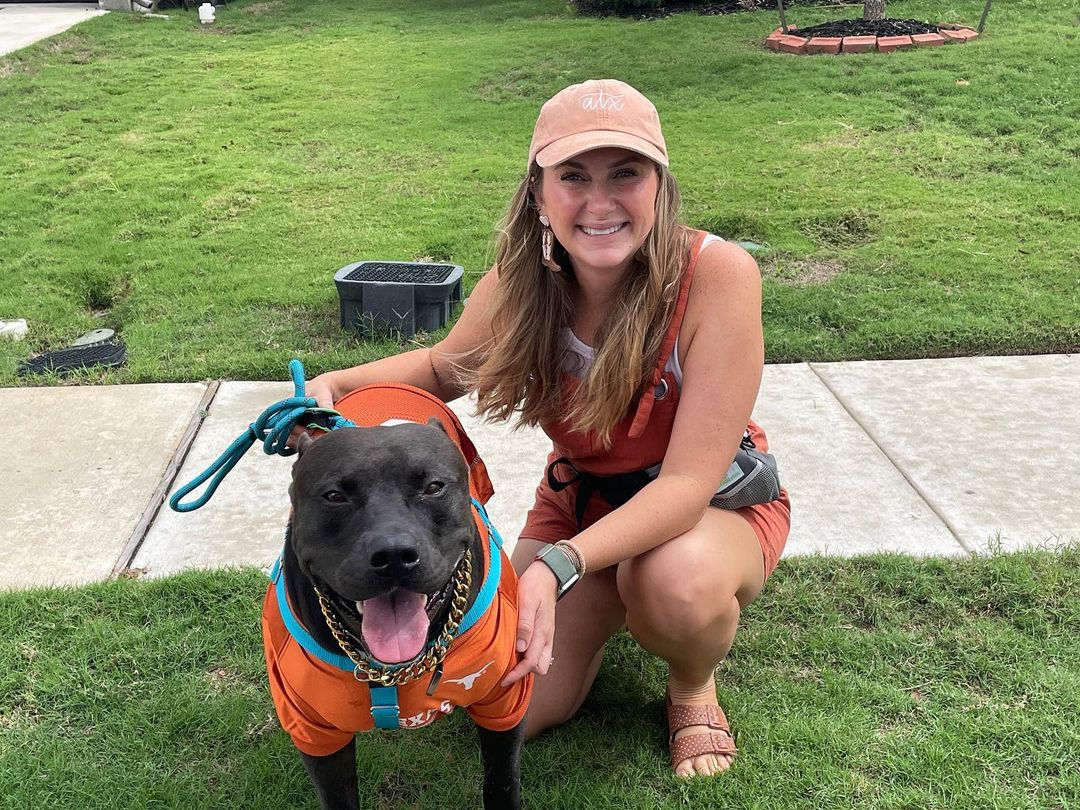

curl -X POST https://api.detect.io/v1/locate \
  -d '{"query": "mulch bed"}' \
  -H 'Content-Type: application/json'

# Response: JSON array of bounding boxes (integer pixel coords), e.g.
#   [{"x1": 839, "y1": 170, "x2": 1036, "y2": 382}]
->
[{"x1": 788, "y1": 18, "x2": 942, "y2": 37}]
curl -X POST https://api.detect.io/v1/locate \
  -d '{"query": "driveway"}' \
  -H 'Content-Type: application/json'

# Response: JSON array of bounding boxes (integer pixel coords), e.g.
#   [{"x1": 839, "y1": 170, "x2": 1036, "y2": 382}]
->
[{"x1": 0, "y1": 3, "x2": 106, "y2": 58}]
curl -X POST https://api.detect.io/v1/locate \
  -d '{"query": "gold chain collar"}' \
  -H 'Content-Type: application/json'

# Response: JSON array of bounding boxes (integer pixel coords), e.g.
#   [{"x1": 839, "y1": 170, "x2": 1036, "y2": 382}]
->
[{"x1": 314, "y1": 548, "x2": 473, "y2": 687}]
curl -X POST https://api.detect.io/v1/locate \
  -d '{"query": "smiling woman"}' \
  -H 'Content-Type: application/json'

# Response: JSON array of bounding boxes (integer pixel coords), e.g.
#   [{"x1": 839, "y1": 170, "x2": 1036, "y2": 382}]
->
[{"x1": 304, "y1": 79, "x2": 791, "y2": 782}]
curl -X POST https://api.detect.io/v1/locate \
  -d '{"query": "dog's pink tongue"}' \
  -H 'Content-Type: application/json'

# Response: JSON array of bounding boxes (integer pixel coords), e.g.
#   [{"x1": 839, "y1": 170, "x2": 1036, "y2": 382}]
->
[{"x1": 359, "y1": 591, "x2": 429, "y2": 663}]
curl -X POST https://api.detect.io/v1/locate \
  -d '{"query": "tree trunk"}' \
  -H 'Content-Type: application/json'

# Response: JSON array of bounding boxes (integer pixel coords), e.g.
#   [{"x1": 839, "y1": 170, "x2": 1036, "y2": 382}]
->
[{"x1": 863, "y1": 0, "x2": 885, "y2": 20}]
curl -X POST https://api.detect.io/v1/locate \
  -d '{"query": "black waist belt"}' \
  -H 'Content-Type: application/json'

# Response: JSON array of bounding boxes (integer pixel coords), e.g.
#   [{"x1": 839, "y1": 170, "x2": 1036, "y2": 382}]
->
[
  {"x1": 546, "y1": 457, "x2": 656, "y2": 531},
  {"x1": 545, "y1": 431, "x2": 781, "y2": 531}
]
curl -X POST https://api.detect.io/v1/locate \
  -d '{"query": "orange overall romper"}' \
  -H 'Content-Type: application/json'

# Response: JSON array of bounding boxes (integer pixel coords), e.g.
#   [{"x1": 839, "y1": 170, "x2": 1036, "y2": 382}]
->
[
  {"x1": 520, "y1": 230, "x2": 792, "y2": 578},
  {"x1": 262, "y1": 384, "x2": 533, "y2": 757}
]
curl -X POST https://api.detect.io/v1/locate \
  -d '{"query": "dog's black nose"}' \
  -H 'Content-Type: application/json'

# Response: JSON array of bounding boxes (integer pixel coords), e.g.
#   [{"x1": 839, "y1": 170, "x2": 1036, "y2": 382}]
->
[{"x1": 370, "y1": 542, "x2": 421, "y2": 580}]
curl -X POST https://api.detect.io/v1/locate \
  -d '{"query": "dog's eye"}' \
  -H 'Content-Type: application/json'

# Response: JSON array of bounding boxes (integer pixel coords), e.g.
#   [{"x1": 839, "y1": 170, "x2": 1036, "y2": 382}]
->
[
  {"x1": 422, "y1": 481, "x2": 444, "y2": 496},
  {"x1": 323, "y1": 490, "x2": 346, "y2": 503}
]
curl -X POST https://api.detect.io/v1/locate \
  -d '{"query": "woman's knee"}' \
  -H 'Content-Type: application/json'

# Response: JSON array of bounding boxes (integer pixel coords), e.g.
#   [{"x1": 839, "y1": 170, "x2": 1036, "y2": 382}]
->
[{"x1": 616, "y1": 535, "x2": 742, "y2": 639}]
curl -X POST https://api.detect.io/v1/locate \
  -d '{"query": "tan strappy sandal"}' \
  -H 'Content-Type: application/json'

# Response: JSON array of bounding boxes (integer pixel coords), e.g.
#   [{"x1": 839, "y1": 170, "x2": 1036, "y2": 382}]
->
[{"x1": 665, "y1": 691, "x2": 737, "y2": 772}]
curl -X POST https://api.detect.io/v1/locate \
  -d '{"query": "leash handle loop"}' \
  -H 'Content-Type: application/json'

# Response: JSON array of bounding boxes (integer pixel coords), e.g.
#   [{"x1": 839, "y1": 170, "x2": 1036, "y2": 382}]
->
[{"x1": 168, "y1": 359, "x2": 356, "y2": 512}]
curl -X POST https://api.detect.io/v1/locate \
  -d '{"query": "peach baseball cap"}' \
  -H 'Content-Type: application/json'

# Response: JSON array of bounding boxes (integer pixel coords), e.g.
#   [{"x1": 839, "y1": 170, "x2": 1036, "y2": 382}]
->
[{"x1": 528, "y1": 79, "x2": 669, "y2": 169}]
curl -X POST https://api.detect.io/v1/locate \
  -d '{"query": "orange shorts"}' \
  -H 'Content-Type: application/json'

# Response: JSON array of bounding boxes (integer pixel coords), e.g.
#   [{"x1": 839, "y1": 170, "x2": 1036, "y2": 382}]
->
[{"x1": 520, "y1": 457, "x2": 791, "y2": 580}]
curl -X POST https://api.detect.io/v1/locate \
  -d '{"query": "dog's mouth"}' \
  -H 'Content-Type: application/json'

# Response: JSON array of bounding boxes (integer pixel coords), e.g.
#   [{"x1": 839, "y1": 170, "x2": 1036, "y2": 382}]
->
[{"x1": 327, "y1": 563, "x2": 460, "y2": 665}]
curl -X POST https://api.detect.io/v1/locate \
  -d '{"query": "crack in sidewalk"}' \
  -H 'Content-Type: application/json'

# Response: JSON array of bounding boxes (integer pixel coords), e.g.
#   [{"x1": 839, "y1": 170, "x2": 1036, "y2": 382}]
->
[
  {"x1": 807, "y1": 362, "x2": 974, "y2": 555},
  {"x1": 111, "y1": 380, "x2": 222, "y2": 576}
]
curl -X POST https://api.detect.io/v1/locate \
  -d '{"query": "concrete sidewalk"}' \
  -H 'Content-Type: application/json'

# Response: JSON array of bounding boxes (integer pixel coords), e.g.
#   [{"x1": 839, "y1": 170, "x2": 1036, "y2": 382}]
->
[
  {"x1": 2, "y1": 354, "x2": 1077, "y2": 591},
  {"x1": 0, "y1": 3, "x2": 107, "y2": 58}
]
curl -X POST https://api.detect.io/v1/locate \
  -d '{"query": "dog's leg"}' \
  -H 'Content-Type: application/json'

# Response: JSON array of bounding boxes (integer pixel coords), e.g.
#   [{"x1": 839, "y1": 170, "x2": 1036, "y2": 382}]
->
[
  {"x1": 300, "y1": 739, "x2": 360, "y2": 810},
  {"x1": 477, "y1": 721, "x2": 525, "y2": 810}
]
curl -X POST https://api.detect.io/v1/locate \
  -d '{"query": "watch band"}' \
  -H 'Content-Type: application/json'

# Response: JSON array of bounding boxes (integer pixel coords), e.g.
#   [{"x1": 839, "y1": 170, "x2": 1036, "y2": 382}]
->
[{"x1": 534, "y1": 543, "x2": 581, "y2": 601}]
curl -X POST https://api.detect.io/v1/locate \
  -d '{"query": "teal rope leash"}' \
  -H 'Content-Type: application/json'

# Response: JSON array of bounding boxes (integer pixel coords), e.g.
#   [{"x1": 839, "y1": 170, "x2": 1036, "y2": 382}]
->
[{"x1": 169, "y1": 359, "x2": 356, "y2": 513}]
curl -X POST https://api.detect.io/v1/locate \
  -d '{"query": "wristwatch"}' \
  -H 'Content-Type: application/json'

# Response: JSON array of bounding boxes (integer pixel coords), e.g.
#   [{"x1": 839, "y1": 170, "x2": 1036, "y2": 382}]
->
[{"x1": 534, "y1": 543, "x2": 582, "y2": 601}]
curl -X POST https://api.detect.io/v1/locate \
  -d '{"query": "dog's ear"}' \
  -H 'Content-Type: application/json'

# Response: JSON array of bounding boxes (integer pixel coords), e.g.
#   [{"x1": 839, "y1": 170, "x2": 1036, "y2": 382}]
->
[
  {"x1": 426, "y1": 417, "x2": 450, "y2": 436},
  {"x1": 295, "y1": 431, "x2": 315, "y2": 457}
]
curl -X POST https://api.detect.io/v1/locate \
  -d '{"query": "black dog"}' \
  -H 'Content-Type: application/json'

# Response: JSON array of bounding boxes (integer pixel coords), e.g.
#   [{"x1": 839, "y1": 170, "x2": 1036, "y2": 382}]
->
[{"x1": 265, "y1": 422, "x2": 526, "y2": 810}]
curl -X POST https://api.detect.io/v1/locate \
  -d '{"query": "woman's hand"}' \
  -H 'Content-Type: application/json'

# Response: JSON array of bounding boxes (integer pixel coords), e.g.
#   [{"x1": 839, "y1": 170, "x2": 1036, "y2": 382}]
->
[
  {"x1": 304, "y1": 373, "x2": 338, "y2": 409},
  {"x1": 288, "y1": 373, "x2": 339, "y2": 449},
  {"x1": 500, "y1": 560, "x2": 558, "y2": 686}
]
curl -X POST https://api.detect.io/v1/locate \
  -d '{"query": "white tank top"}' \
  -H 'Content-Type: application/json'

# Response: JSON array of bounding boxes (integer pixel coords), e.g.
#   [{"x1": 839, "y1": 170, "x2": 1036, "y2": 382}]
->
[{"x1": 561, "y1": 233, "x2": 724, "y2": 387}]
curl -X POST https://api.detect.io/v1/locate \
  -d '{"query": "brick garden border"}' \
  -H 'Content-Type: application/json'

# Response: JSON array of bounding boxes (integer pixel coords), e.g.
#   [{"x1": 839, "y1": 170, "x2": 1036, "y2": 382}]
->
[{"x1": 766, "y1": 25, "x2": 979, "y2": 54}]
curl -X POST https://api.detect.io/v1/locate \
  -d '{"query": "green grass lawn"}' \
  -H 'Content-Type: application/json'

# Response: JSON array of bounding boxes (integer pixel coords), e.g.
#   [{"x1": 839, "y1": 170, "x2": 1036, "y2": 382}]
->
[
  {"x1": 3, "y1": 5, "x2": 1077, "y2": 806},
  {"x1": 2, "y1": 549, "x2": 1078, "y2": 808},
  {"x1": 1, "y1": 0, "x2": 1076, "y2": 385}
]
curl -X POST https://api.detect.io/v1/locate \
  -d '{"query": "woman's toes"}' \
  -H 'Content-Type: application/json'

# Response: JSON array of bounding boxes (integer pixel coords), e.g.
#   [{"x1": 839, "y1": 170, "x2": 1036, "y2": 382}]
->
[
  {"x1": 675, "y1": 753, "x2": 730, "y2": 778},
  {"x1": 696, "y1": 754, "x2": 720, "y2": 775}
]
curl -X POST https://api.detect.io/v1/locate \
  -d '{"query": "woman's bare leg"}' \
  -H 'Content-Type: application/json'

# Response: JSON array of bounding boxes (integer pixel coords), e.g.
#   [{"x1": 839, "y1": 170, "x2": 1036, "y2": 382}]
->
[
  {"x1": 616, "y1": 509, "x2": 766, "y2": 777},
  {"x1": 511, "y1": 538, "x2": 626, "y2": 739}
]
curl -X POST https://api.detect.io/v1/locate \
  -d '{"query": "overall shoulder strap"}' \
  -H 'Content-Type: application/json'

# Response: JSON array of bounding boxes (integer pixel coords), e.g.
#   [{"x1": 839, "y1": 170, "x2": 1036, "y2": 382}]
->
[{"x1": 627, "y1": 229, "x2": 708, "y2": 439}]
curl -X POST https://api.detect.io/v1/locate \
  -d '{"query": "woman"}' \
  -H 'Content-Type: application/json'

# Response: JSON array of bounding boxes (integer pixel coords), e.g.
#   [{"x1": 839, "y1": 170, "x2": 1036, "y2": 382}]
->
[{"x1": 305, "y1": 79, "x2": 790, "y2": 778}]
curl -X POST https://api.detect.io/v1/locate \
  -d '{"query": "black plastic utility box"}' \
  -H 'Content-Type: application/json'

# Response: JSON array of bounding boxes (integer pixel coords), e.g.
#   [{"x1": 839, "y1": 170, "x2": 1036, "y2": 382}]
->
[{"x1": 334, "y1": 261, "x2": 463, "y2": 339}]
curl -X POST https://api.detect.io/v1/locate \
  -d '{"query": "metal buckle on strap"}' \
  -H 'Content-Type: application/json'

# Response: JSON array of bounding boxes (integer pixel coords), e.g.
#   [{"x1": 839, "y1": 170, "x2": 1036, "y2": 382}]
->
[{"x1": 654, "y1": 377, "x2": 670, "y2": 401}]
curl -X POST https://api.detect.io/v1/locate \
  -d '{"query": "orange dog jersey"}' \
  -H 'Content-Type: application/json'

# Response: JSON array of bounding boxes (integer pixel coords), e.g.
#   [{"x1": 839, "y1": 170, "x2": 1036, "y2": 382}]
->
[
  {"x1": 261, "y1": 383, "x2": 533, "y2": 758},
  {"x1": 263, "y1": 502, "x2": 532, "y2": 756}
]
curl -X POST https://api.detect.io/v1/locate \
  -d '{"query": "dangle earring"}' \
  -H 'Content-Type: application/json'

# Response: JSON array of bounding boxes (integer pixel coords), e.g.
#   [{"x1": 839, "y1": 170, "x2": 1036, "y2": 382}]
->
[{"x1": 539, "y1": 215, "x2": 561, "y2": 272}]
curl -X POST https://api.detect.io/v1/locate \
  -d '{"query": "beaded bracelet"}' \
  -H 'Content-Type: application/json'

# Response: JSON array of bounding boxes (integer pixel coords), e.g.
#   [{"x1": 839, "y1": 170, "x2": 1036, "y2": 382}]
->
[{"x1": 554, "y1": 539, "x2": 587, "y2": 577}]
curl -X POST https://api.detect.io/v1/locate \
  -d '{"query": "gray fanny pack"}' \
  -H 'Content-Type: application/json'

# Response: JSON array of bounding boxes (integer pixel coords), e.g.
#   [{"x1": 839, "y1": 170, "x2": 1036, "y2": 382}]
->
[
  {"x1": 547, "y1": 429, "x2": 781, "y2": 530},
  {"x1": 643, "y1": 429, "x2": 781, "y2": 511}
]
